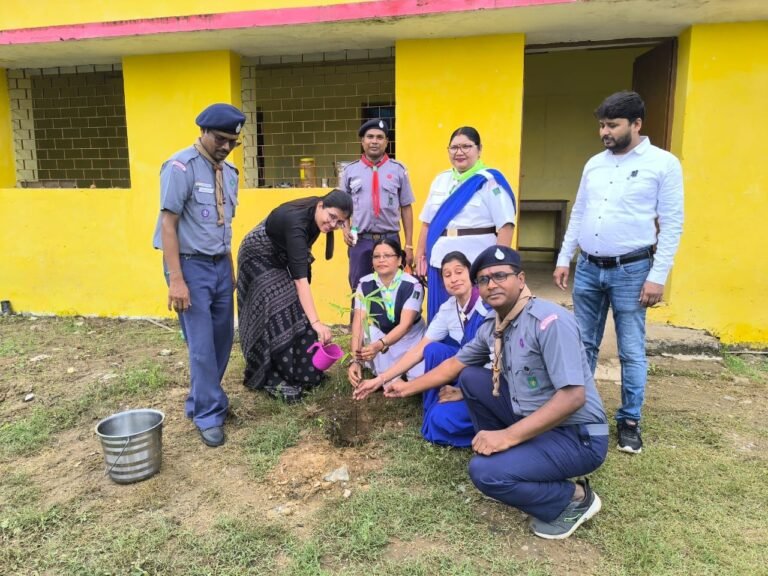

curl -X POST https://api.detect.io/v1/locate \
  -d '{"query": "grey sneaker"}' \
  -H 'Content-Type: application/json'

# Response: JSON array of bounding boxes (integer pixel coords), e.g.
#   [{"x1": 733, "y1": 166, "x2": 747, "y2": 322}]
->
[
  {"x1": 617, "y1": 419, "x2": 643, "y2": 454},
  {"x1": 529, "y1": 479, "x2": 601, "y2": 540}
]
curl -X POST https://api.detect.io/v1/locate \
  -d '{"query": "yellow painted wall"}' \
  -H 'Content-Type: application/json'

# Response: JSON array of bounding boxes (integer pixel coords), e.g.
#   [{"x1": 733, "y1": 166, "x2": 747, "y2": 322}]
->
[
  {"x1": 660, "y1": 22, "x2": 768, "y2": 345},
  {"x1": 0, "y1": 49, "x2": 359, "y2": 321},
  {"x1": 4, "y1": 27, "x2": 768, "y2": 346},
  {"x1": 395, "y1": 34, "x2": 525, "y2": 245},
  {"x1": 519, "y1": 47, "x2": 647, "y2": 259},
  {"x1": 0, "y1": 51, "x2": 243, "y2": 317},
  {"x1": 1, "y1": 1, "x2": 362, "y2": 30},
  {"x1": 0, "y1": 69, "x2": 15, "y2": 187}
]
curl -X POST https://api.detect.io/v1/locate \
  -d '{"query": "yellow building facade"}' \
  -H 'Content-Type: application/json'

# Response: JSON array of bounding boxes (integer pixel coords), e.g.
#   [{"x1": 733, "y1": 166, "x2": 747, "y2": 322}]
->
[{"x1": 0, "y1": 1, "x2": 766, "y2": 345}]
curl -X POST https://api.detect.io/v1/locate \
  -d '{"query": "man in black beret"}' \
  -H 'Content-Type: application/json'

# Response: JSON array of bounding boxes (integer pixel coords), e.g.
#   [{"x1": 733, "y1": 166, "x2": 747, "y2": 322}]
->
[
  {"x1": 385, "y1": 245, "x2": 609, "y2": 539},
  {"x1": 152, "y1": 103, "x2": 245, "y2": 447},
  {"x1": 338, "y1": 118, "x2": 415, "y2": 297}
]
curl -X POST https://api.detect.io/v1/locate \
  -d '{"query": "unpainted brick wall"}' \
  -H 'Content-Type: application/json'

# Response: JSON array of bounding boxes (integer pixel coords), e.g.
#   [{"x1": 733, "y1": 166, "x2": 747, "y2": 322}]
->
[
  {"x1": 8, "y1": 65, "x2": 130, "y2": 188},
  {"x1": 242, "y1": 57, "x2": 395, "y2": 188}
]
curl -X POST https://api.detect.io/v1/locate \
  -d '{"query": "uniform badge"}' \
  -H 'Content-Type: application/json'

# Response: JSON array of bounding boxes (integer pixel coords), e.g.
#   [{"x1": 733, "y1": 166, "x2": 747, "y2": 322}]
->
[
  {"x1": 495, "y1": 248, "x2": 505, "y2": 260},
  {"x1": 527, "y1": 375, "x2": 538, "y2": 389},
  {"x1": 492, "y1": 187, "x2": 501, "y2": 196},
  {"x1": 235, "y1": 123, "x2": 242, "y2": 134},
  {"x1": 201, "y1": 208, "x2": 210, "y2": 218}
]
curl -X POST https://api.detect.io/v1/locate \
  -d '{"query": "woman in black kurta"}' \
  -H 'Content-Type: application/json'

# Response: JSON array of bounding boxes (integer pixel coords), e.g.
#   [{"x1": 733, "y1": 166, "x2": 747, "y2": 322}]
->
[{"x1": 237, "y1": 190, "x2": 352, "y2": 403}]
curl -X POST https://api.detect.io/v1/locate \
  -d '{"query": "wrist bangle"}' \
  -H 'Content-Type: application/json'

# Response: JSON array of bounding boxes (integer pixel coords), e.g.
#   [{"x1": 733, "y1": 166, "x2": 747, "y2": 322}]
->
[{"x1": 405, "y1": 245, "x2": 413, "y2": 249}]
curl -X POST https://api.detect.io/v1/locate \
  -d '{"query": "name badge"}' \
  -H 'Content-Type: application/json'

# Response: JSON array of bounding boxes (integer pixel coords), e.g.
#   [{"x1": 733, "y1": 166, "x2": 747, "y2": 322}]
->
[{"x1": 195, "y1": 181, "x2": 214, "y2": 193}]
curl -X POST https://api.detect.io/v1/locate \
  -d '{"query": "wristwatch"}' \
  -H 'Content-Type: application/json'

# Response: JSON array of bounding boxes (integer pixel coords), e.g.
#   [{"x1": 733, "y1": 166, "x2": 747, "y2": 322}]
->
[{"x1": 378, "y1": 338, "x2": 390, "y2": 353}]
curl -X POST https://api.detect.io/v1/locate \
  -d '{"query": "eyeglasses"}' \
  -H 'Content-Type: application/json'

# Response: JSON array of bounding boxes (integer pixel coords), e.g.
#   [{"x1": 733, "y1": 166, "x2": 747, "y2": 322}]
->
[
  {"x1": 372, "y1": 253, "x2": 399, "y2": 261},
  {"x1": 326, "y1": 210, "x2": 345, "y2": 228},
  {"x1": 447, "y1": 143, "x2": 476, "y2": 154},
  {"x1": 475, "y1": 271, "x2": 518, "y2": 286},
  {"x1": 213, "y1": 134, "x2": 241, "y2": 148}
]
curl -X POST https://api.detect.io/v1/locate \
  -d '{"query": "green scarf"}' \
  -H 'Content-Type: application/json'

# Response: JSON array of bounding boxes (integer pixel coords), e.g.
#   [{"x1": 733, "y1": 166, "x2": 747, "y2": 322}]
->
[
  {"x1": 452, "y1": 159, "x2": 487, "y2": 188},
  {"x1": 375, "y1": 269, "x2": 403, "y2": 323}
]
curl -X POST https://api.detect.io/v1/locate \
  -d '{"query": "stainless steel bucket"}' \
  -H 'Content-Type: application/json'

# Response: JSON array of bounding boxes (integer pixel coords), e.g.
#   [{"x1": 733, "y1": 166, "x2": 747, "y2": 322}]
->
[{"x1": 95, "y1": 409, "x2": 165, "y2": 484}]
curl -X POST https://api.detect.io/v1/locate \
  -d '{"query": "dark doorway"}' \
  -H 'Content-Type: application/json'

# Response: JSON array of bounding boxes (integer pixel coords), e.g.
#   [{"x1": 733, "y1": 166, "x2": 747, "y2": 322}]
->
[{"x1": 633, "y1": 39, "x2": 677, "y2": 150}]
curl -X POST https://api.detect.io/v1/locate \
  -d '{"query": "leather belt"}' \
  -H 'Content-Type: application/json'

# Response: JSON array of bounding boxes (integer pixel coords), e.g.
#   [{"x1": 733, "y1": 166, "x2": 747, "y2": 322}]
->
[
  {"x1": 181, "y1": 253, "x2": 228, "y2": 263},
  {"x1": 358, "y1": 231, "x2": 399, "y2": 241},
  {"x1": 440, "y1": 226, "x2": 496, "y2": 238},
  {"x1": 584, "y1": 247, "x2": 653, "y2": 268}
]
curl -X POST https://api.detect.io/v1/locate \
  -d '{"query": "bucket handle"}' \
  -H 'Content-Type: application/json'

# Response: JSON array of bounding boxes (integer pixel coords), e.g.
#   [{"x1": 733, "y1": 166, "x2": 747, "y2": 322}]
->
[{"x1": 104, "y1": 435, "x2": 132, "y2": 476}]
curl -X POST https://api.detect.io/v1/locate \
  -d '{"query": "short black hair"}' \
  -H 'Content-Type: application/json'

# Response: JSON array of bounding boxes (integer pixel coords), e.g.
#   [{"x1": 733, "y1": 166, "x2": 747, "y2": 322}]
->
[{"x1": 595, "y1": 91, "x2": 645, "y2": 122}]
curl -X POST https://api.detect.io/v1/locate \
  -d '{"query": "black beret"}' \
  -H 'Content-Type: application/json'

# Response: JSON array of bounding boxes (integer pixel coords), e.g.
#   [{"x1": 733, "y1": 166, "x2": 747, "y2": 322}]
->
[
  {"x1": 470, "y1": 245, "x2": 522, "y2": 282},
  {"x1": 358, "y1": 118, "x2": 389, "y2": 138},
  {"x1": 195, "y1": 103, "x2": 246, "y2": 136}
]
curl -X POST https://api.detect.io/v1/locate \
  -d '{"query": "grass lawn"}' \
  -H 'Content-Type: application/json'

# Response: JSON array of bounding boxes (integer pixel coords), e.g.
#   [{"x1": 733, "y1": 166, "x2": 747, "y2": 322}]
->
[{"x1": 1, "y1": 315, "x2": 767, "y2": 575}]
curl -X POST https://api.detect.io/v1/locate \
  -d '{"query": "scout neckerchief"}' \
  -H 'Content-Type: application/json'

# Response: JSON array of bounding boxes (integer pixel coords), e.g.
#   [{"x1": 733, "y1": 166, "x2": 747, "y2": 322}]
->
[
  {"x1": 456, "y1": 286, "x2": 480, "y2": 328},
  {"x1": 492, "y1": 284, "x2": 533, "y2": 397},
  {"x1": 194, "y1": 139, "x2": 226, "y2": 226},
  {"x1": 360, "y1": 154, "x2": 389, "y2": 218},
  {"x1": 375, "y1": 268, "x2": 403, "y2": 323},
  {"x1": 451, "y1": 158, "x2": 487, "y2": 189}
]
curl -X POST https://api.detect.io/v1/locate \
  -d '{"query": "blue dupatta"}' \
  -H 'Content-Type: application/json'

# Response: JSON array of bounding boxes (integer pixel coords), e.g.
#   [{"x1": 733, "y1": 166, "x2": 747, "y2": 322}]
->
[{"x1": 425, "y1": 168, "x2": 516, "y2": 320}]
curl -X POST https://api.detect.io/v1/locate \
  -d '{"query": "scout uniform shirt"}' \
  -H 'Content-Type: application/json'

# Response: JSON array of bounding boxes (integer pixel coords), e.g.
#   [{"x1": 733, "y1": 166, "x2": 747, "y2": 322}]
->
[
  {"x1": 152, "y1": 145, "x2": 239, "y2": 256},
  {"x1": 339, "y1": 158, "x2": 415, "y2": 233},
  {"x1": 456, "y1": 298, "x2": 608, "y2": 434},
  {"x1": 420, "y1": 169, "x2": 517, "y2": 268}
]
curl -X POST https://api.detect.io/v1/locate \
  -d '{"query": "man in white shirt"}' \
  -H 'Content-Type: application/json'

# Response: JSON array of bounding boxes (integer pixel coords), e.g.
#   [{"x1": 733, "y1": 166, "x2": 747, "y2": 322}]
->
[{"x1": 553, "y1": 91, "x2": 684, "y2": 455}]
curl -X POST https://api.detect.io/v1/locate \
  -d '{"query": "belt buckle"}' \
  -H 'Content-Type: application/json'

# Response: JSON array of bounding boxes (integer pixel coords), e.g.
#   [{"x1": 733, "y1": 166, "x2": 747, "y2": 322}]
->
[{"x1": 447, "y1": 228, "x2": 458, "y2": 238}]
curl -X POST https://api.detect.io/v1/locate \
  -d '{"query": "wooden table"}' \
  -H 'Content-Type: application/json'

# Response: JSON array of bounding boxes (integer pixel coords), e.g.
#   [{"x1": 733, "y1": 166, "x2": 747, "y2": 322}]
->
[{"x1": 517, "y1": 199, "x2": 569, "y2": 263}]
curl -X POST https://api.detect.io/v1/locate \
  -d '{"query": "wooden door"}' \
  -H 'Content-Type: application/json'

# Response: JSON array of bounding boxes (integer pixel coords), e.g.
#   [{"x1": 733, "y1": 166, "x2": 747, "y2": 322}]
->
[{"x1": 632, "y1": 39, "x2": 677, "y2": 151}]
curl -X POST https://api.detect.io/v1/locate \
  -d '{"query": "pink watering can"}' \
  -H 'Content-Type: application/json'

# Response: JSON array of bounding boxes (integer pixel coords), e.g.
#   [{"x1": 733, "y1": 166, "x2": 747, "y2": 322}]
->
[{"x1": 307, "y1": 342, "x2": 344, "y2": 371}]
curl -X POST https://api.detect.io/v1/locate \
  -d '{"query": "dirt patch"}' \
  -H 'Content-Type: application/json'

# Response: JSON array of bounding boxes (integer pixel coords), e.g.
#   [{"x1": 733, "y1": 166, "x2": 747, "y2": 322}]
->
[
  {"x1": 325, "y1": 393, "x2": 375, "y2": 447},
  {"x1": 3, "y1": 316, "x2": 767, "y2": 574}
]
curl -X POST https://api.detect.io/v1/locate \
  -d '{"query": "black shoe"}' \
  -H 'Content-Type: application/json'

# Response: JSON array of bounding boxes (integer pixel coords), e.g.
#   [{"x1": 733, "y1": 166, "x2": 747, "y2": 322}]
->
[
  {"x1": 617, "y1": 420, "x2": 643, "y2": 454},
  {"x1": 198, "y1": 426, "x2": 225, "y2": 447}
]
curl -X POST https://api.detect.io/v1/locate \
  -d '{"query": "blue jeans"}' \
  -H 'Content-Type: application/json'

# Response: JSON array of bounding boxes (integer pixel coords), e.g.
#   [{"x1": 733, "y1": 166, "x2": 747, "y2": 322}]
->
[{"x1": 572, "y1": 253, "x2": 650, "y2": 422}]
